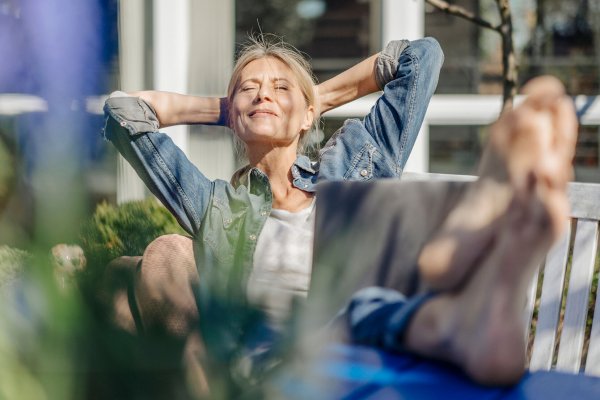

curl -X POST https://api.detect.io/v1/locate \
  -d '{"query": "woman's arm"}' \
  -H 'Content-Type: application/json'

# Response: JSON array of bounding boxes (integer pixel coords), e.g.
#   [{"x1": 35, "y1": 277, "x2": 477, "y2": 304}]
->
[
  {"x1": 103, "y1": 93, "x2": 216, "y2": 235},
  {"x1": 129, "y1": 91, "x2": 228, "y2": 128},
  {"x1": 316, "y1": 52, "x2": 380, "y2": 115}
]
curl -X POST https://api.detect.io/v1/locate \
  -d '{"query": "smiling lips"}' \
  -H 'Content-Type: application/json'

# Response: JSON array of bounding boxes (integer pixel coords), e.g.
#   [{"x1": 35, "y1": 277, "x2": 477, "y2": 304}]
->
[{"x1": 249, "y1": 109, "x2": 278, "y2": 117}]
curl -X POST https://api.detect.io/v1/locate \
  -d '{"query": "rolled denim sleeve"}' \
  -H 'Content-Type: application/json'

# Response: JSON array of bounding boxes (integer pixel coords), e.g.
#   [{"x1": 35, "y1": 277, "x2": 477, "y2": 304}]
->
[
  {"x1": 103, "y1": 96, "x2": 212, "y2": 236},
  {"x1": 374, "y1": 40, "x2": 409, "y2": 90},
  {"x1": 364, "y1": 37, "x2": 444, "y2": 171},
  {"x1": 104, "y1": 95, "x2": 160, "y2": 136}
]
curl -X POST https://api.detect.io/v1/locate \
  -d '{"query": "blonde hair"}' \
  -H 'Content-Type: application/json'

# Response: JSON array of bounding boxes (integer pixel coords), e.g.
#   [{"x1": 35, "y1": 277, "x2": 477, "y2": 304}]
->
[{"x1": 227, "y1": 35, "x2": 320, "y2": 157}]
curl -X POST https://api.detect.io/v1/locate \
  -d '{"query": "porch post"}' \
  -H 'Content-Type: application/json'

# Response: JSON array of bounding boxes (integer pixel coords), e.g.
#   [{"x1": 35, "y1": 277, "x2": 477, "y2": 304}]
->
[
  {"x1": 187, "y1": 0, "x2": 236, "y2": 180},
  {"x1": 117, "y1": 0, "x2": 148, "y2": 203},
  {"x1": 153, "y1": 0, "x2": 190, "y2": 154}
]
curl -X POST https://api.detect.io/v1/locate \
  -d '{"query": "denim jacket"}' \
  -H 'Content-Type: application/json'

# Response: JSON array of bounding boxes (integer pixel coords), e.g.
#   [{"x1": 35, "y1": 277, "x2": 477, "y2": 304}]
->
[{"x1": 103, "y1": 38, "x2": 443, "y2": 301}]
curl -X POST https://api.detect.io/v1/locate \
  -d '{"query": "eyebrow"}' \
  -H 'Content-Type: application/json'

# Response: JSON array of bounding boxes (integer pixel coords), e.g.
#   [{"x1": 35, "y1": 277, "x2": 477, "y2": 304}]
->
[{"x1": 239, "y1": 77, "x2": 294, "y2": 85}]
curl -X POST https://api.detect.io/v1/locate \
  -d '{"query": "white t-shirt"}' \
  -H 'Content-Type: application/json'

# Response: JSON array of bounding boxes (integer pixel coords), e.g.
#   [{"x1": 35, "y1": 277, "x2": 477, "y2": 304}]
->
[{"x1": 246, "y1": 199, "x2": 316, "y2": 326}]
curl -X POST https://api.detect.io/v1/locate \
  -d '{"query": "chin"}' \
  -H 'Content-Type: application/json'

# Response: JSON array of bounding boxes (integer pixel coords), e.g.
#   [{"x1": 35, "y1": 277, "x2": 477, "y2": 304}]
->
[{"x1": 239, "y1": 127, "x2": 280, "y2": 140}]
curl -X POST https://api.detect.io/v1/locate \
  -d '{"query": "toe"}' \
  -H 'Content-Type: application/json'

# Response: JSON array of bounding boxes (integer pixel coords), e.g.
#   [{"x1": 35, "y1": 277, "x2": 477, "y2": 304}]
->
[
  {"x1": 551, "y1": 97, "x2": 578, "y2": 164},
  {"x1": 521, "y1": 76, "x2": 565, "y2": 101}
]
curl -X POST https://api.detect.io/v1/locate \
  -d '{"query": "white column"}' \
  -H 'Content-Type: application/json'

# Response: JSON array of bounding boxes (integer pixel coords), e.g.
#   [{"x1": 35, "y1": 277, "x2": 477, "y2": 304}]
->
[
  {"x1": 153, "y1": 0, "x2": 190, "y2": 154},
  {"x1": 117, "y1": 0, "x2": 147, "y2": 203},
  {"x1": 381, "y1": 0, "x2": 428, "y2": 173},
  {"x1": 381, "y1": 0, "x2": 424, "y2": 41},
  {"x1": 187, "y1": 0, "x2": 236, "y2": 180}
]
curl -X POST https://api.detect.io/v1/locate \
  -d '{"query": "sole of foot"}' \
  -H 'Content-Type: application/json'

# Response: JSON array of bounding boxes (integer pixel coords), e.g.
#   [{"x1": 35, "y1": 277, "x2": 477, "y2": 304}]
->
[
  {"x1": 407, "y1": 180, "x2": 566, "y2": 385},
  {"x1": 418, "y1": 75, "x2": 577, "y2": 291}
]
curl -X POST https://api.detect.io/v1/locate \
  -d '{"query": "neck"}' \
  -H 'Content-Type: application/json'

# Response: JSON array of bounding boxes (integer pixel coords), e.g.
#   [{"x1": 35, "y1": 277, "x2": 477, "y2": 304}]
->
[
  {"x1": 249, "y1": 145, "x2": 297, "y2": 188},
  {"x1": 247, "y1": 144, "x2": 313, "y2": 211}
]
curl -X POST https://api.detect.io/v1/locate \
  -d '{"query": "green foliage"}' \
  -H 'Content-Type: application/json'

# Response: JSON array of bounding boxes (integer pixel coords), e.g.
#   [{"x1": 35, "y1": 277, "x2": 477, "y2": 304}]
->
[
  {"x1": 79, "y1": 198, "x2": 186, "y2": 270},
  {"x1": 0, "y1": 246, "x2": 29, "y2": 289},
  {"x1": 0, "y1": 135, "x2": 15, "y2": 212}
]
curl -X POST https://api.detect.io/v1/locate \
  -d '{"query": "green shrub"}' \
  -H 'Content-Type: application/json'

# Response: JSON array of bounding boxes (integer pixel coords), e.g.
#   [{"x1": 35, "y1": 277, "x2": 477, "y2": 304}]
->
[
  {"x1": 80, "y1": 198, "x2": 186, "y2": 270},
  {"x1": 0, "y1": 246, "x2": 30, "y2": 289}
]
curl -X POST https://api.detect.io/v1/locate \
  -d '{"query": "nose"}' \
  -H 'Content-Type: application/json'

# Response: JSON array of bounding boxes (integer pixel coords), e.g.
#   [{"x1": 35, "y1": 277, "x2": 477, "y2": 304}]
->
[{"x1": 255, "y1": 84, "x2": 273, "y2": 103}]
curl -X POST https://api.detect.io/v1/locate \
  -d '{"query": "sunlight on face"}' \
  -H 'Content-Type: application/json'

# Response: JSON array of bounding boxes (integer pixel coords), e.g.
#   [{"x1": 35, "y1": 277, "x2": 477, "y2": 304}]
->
[{"x1": 231, "y1": 57, "x2": 314, "y2": 149}]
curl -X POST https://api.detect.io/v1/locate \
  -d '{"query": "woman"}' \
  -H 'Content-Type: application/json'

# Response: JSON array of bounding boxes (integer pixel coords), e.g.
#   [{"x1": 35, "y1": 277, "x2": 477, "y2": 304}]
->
[{"x1": 103, "y1": 35, "x2": 443, "y2": 393}]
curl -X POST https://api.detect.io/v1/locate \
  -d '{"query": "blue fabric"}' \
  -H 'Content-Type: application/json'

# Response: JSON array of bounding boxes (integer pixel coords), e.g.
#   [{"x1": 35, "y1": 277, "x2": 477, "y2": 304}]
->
[
  {"x1": 277, "y1": 344, "x2": 600, "y2": 399},
  {"x1": 335, "y1": 287, "x2": 435, "y2": 351}
]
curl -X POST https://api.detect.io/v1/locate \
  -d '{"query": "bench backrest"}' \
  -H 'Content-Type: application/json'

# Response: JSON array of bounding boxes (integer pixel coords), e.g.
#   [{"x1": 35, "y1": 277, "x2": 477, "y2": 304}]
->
[
  {"x1": 403, "y1": 173, "x2": 600, "y2": 376},
  {"x1": 528, "y1": 181, "x2": 600, "y2": 375}
]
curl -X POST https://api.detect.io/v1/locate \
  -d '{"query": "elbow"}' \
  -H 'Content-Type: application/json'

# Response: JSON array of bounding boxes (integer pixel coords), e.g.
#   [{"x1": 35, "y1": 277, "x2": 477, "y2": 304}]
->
[{"x1": 414, "y1": 37, "x2": 445, "y2": 73}]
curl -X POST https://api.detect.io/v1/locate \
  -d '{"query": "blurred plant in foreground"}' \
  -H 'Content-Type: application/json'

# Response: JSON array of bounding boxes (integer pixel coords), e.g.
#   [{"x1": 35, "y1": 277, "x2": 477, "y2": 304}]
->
[{"x1": 0, "y1": 245, "x2": 84, "y2": 400}]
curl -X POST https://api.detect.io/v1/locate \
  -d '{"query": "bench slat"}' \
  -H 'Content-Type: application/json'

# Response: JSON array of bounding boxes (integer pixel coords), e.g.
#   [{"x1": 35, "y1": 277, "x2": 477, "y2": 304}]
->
[
  {"x1": 524, "y1": 267, "x2": 540, "y2": 339},
  {"x1": 567, "y1": 183, "x2": 600, "y2": 220},
  {"x1": 402, "y1": 173, "x2": 600, "y2": 220},
  {"x1": 529, "y1": 223, "x2": 571, "y2": 370},
  {"x1": 584, "y1": 236, "x2": 600, "y2": 375},
  {"x1": 556, "y1": 219, "x2": 599, "y2": 372}
]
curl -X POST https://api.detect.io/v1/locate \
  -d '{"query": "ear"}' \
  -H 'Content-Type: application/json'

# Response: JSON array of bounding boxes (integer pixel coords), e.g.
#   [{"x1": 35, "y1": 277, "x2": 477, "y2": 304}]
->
[{"x1": 300, "y1": 105, "x2": 315, "y2": 132}]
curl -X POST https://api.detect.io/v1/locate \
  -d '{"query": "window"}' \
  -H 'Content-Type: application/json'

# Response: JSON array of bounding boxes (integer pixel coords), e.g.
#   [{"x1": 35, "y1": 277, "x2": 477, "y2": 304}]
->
[{"x1": 425, "y1": 0, "x2": 600, "y2": 182}]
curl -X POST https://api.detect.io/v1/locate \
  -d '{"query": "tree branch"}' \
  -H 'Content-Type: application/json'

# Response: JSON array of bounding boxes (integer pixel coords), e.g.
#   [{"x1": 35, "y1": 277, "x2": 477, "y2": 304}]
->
[
  {"x1": 425, "y1": 0, "x2": 501, "y2": 32},
  {"x1": 497, "y1": 0, "x2": 518, "y2": 111},
  {"x1": 426, "y1": 0, "x2": 517, "y2": 111}
]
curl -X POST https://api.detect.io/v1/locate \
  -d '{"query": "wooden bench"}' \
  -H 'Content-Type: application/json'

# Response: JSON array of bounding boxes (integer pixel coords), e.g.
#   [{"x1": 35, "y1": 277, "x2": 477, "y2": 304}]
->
[
  {"x1": 528, "y1": 180, "x2": 600, "y2": 375},
  {"x1": 403, "y1": 172, "x2": 600, "y2": 376}
]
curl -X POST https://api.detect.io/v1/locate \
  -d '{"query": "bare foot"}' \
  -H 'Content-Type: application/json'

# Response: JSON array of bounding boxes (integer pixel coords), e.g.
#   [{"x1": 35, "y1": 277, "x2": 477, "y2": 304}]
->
[
  {"x1": 404, "y1": 76, "x2": 577, "y2": 385},
  {"x1": 407, "y1": 193, "x2": 554, "y2": 384},
  {"x1": 418, "y1": 76, "x2": 577, "y2": 290}
]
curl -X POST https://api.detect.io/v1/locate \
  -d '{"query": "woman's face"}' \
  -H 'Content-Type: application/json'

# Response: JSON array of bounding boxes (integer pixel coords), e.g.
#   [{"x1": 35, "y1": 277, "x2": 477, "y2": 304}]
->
[{"x1": 230, "y1": 57, "x2": 314, "y2": 149}]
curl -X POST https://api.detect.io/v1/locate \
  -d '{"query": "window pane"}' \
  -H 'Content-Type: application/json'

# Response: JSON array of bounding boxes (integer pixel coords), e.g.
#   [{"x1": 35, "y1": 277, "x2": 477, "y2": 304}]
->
[
  {"x1": 429, "y1": 125, "x2": 485, "y2": 174},
  {"x1": 235, "y1": 0, "x2": 371, "y2": 82},
  {"x1": 575, "y1": 125, "x2": 600, "y2": 182},
  {"x1": 425, "y1": 0, "x2": 600, "y2": 95},
  {"x1": 425, "y1": 1, "x2": 485, "y2": 94}
]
